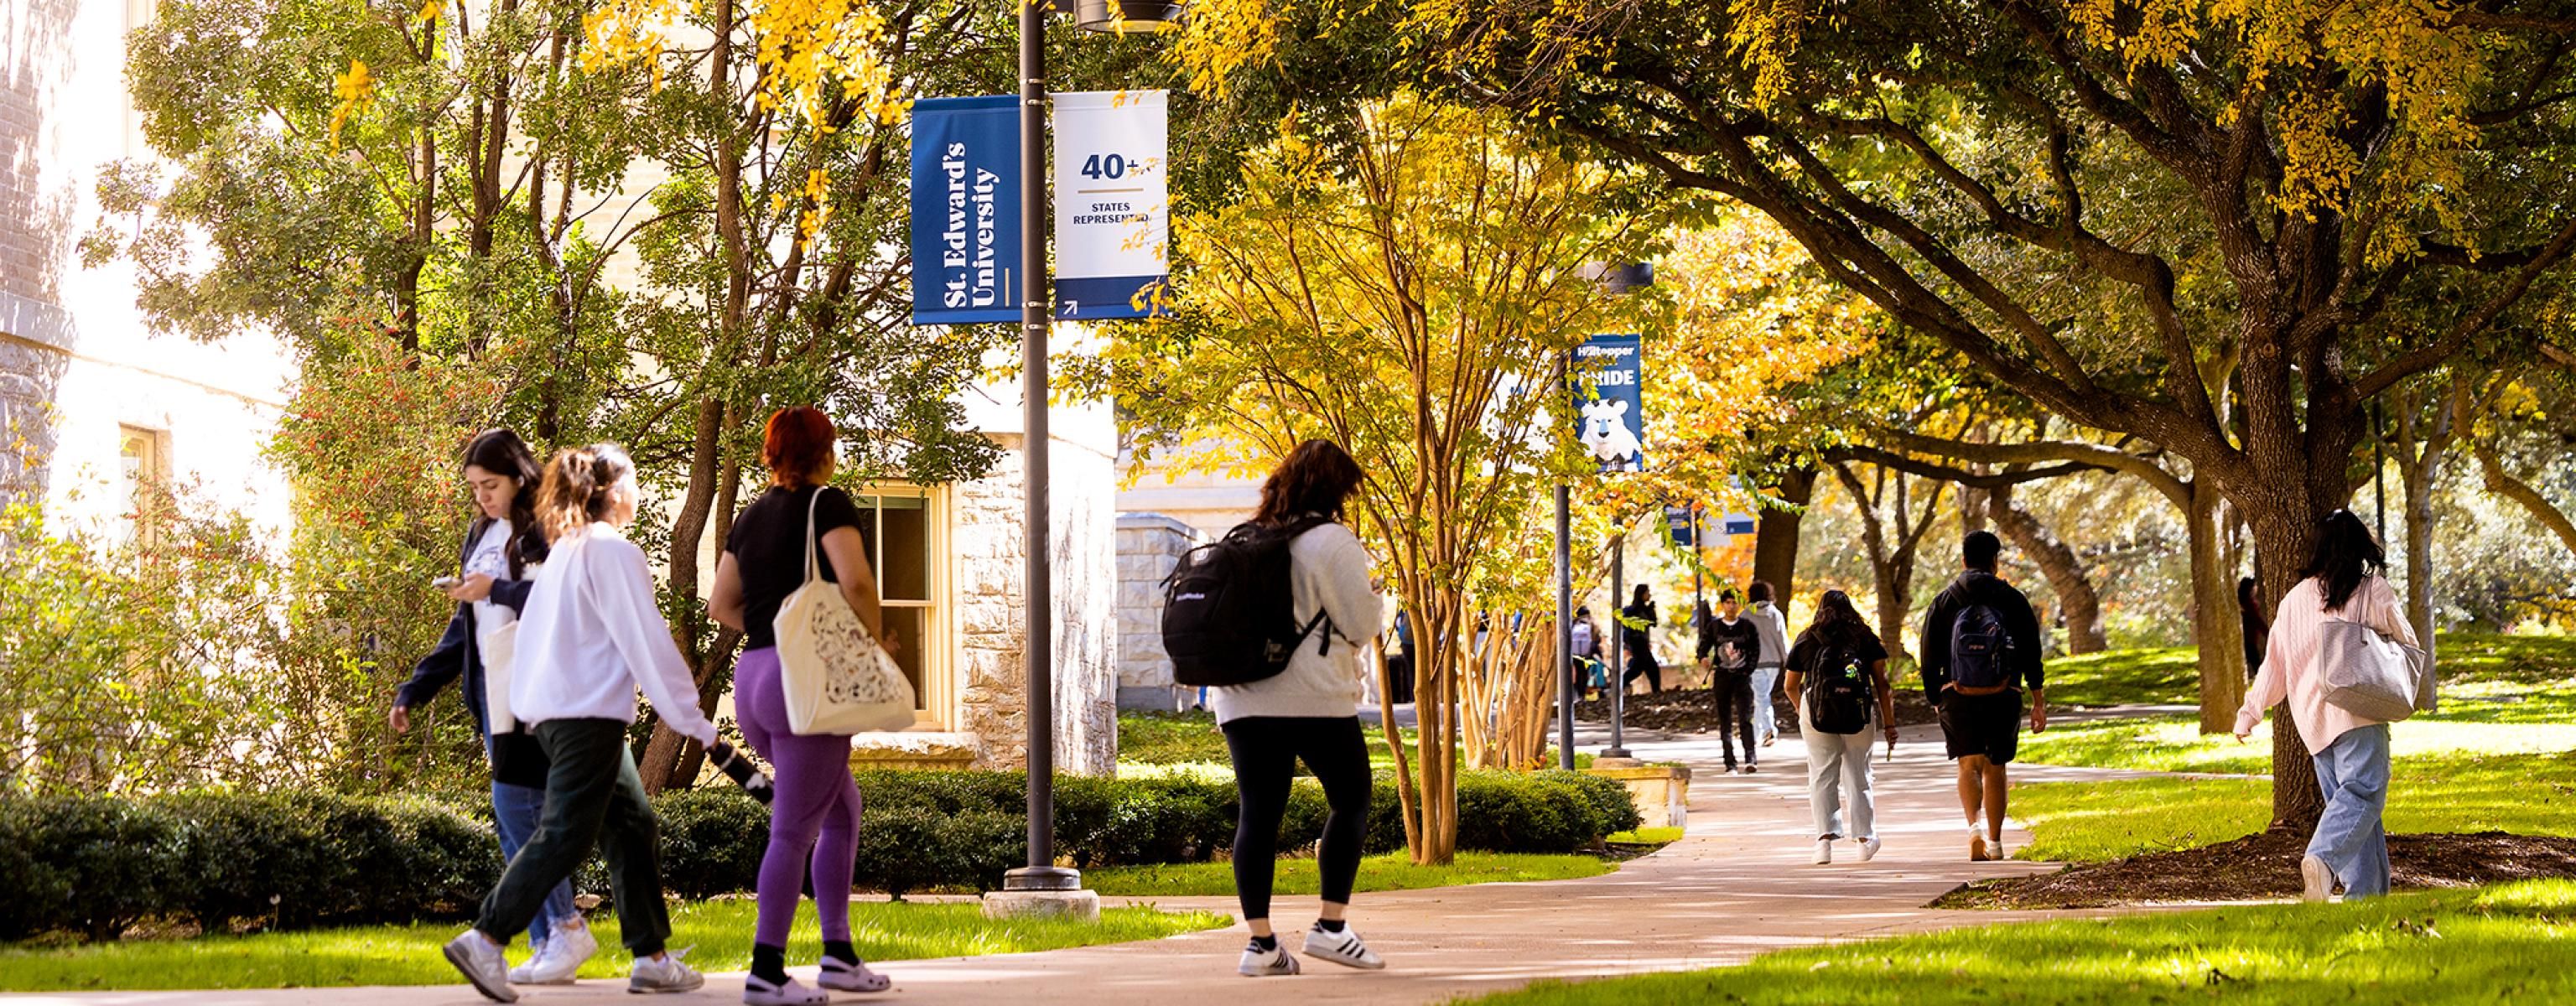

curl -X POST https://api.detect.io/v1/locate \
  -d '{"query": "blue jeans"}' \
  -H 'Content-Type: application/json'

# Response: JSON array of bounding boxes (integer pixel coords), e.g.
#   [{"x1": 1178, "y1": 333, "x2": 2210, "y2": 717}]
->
[
  {"x1": 491, "y1": 779, "x2": 578, "y2": 946},
  {"x1": 1750, "y1": 665, "x2": 1783, "y2": 744},
  {"x1": 2309, "y1": 723, "x2": 2392, "y2": 900}
]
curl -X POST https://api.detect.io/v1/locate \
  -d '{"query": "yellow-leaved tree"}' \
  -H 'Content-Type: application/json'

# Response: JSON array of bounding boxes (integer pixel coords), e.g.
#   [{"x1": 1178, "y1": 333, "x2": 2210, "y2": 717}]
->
[{"x1": 1109, "y1": 94, "x2": 1659, "y2": 863}]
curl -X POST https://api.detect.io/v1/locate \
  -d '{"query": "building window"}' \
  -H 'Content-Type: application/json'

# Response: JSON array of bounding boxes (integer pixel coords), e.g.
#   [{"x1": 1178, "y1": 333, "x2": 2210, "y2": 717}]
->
[
  {"x1": 849, "y1": 484, "x2": 948, "y2": 728},
  {"x1": 117, "y1": 425, "x2": 169, "y2": 545}
]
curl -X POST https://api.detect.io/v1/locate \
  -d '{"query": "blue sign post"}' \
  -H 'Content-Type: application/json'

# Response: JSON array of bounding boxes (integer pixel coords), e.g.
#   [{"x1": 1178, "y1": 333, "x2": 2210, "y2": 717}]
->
[
  {"x1": 910, "y1": 96, "x2": 1022, "y2": 326},
  {"x1": 1571, "y1": 334, "x2": 1645, "y2": 473}
]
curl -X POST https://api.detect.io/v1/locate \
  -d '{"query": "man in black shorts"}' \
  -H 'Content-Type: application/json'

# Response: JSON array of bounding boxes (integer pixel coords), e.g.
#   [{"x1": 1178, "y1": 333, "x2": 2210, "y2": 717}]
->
[{"x1": 1919, "y1": 531, "x2": 2047, "y2": 862}]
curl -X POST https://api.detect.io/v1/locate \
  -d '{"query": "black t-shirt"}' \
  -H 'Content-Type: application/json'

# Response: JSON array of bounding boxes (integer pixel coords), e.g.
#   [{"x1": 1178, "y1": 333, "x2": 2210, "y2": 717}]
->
[
  {"x1": 726, "y1": 485, "x2": 865, "y2": 650},
  {"x1": 1786, "y1": 627, "x2": 1890, "y2": 677}
]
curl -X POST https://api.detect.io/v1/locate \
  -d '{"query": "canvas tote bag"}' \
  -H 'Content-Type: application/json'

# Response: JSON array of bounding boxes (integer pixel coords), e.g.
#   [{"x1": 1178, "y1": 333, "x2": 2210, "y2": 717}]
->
[
  {"x1": 480, "y1": 619, "x2": 520, "y2": 734},
  {"x1": 774, "y1": 488, "x2": 917, "y2": 734},
  {"x1": 2318, "y1": 617, "x2": 2434, "y2": 723}
]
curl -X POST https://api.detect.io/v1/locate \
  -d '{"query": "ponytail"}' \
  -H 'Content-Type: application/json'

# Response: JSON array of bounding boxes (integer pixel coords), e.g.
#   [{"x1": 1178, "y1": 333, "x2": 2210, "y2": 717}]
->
[{"x1": 536, "y1": 443, "x2": 636, "y2": 542}]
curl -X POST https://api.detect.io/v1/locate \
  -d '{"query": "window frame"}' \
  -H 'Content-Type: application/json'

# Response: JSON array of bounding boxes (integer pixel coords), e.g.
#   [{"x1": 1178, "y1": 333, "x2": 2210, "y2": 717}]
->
[{"x1": 848, "y1": 481, "x2": 951, "y2": 729}]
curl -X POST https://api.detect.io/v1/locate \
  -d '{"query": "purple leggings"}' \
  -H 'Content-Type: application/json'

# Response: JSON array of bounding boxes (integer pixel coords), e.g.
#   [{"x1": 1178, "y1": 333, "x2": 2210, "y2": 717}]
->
[{"x1": 735, "y1": 646, "x2": 864, "y2": 946}]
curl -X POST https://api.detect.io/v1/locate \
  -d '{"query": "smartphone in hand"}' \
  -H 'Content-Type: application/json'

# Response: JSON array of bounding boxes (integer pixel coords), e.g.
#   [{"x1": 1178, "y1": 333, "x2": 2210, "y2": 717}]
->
[{"x1": 432, "y1": 575, "x2": 462, "y2": 590}]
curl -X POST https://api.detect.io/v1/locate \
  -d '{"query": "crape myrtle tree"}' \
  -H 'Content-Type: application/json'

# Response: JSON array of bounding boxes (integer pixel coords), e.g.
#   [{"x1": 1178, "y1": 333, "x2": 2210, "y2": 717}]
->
[
  {"x1": 1103, "y1": 95, "x2": 1660, "y2": 863},
  {"x1": 1379, "y1": 0, "x2": 2576, "y2": 827},
  {"x1": 92, "y1": 0, "x2": 1007, "y2": 791}
]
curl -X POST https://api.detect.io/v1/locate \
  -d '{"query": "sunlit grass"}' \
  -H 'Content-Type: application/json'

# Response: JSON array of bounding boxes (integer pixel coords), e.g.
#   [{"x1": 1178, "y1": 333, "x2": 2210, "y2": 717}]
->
[
  {"x1": 2013, "y1": 750, "x2": 2576, "y2": 863},
  {"x1": 1467, "y1": 880, "x2": 2576, "y2": 1005},
  {"x1": 2019, "y1": 713, "x2": 2576, "y2": 775},
  {"x1": 1083, "y1": 850, "x2": 1612, "y2": 898},
  {"x1": 2041, "y1": 633, "x2": 2576, "y2": 710},
  {"x1": 0, "y1": 901, "x2": 1226, "y2": 992},
  {"x1": 1605, "y1": 826, "x2": 1684, "y2": 844}
]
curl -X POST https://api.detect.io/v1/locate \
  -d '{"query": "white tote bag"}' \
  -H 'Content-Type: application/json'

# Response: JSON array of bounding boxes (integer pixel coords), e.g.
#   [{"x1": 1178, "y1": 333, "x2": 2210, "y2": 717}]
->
[
  {"x1": 479, "y1": 620, "x2": 519, "y2": 734},
  {"x1": 2318, "y1": 618, "x2": 2433, "y2": 723},
  {"x1": 774, "y1": 489, "x2": 917, "y2": 734}
]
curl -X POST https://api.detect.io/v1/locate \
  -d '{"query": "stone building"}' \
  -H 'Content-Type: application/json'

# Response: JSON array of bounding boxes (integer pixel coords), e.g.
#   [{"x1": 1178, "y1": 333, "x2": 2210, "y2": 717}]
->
[
  {"x1": 1110, "y1": 445, "x2": 1259, "y2": 709},
  {"x1": 3, "y1": 4, "x2": 1119, "y2": 777}
]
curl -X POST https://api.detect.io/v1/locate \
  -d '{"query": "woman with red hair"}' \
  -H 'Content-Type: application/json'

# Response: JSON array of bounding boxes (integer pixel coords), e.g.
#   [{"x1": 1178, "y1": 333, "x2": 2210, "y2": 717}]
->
[{"x1": 709, "y1": 406, "x2": 895, "y2": 1003}]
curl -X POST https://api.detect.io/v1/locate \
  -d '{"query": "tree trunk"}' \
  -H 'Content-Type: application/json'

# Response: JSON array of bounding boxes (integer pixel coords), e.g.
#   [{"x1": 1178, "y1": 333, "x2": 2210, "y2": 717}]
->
[
  {"x1": 2246, "y1": 500, "x2": 2328, "y2": 829},
  {"x1": 2184, "y1": 479, "x2": 2245, "y2": 733},
  {"x1": 1753, "y1": 464, "x2": 1815, "y2": 611},
  {"x1": 1983, "y1": 484, "x2": 2107, "y2": 654},
  {"x1": 639, "y1": 397, "x2": 730, "y2": 793},
  {"x1": 2391, "y1": 384, "x2": 2456, "y2": 661}
]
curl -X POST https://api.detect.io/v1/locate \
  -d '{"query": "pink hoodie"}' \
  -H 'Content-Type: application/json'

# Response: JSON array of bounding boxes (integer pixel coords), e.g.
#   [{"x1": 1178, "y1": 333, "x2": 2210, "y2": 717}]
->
[{"x1": 2235, "y1": 574, "x2": 2419, "y2": 752}]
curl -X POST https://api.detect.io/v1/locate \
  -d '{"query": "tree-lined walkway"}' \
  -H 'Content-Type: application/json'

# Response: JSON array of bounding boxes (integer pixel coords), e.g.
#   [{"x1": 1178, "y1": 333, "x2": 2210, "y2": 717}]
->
[{"x1": 0, "y1": 723, "x2": 2130, "y2": 1006}]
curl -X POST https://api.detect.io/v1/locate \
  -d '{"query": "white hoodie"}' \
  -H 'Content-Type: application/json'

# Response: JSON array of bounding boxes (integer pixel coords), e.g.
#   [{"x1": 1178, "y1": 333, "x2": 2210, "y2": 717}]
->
[
  {"x1": 511, "y1": 522, "x2": 720, "y2": 744},
  {"x1": 1211, "y1": 521, "x2": 1385, "y2": 723}
]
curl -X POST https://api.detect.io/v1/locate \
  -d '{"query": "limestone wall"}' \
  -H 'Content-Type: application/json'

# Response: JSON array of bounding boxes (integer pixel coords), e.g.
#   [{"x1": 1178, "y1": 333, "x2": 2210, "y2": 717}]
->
[{"x1": 1114, "y1": 512, "x2": 1200, "y2": 709}]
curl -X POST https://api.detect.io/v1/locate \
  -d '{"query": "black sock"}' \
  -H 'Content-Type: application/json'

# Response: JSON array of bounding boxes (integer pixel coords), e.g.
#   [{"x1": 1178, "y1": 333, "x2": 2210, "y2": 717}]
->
[
  {"x1": 1315, "y1": 918, "x2": 1346, "y2": 933},
  {"x1": 822, "y1": 940, "x2": 859, "y2": 966},
  {"x1": 1249, "y1": 935, "x2": 1280, "y2": 952},
  {"x1": 750, "y1": 943, "x2": 788, "y2": 985}
]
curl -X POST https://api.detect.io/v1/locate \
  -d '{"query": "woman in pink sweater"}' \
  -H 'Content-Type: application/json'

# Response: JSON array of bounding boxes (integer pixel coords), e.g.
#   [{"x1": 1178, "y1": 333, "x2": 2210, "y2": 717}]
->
[{"x1": 2234, "y1": 511, "x2": 2420, "y2": 901}]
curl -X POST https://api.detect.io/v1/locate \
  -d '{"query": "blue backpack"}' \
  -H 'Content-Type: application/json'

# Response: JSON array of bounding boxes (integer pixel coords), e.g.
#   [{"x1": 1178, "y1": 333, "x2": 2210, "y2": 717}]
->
[{"x1": 1949, "y1": 603, "x2": 2013, "y2": 689}]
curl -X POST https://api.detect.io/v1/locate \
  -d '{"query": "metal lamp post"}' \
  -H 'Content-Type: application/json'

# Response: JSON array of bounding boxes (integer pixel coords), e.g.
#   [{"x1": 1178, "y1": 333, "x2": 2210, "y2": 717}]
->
[
  {"x1": 1560, "y1": 263, "x2": 1653, "y2": 768},
  {"x1": 1002, "y1": 0, "x2": 1180, "y2": 902}
]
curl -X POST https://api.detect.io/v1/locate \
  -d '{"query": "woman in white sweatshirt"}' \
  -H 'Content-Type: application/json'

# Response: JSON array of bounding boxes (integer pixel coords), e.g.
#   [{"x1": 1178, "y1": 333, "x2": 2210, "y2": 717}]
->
[
  {"x1": 442, "y1": 444, "x2": 720, "y2": 1003},
  {"x1": 1218, "y1": 439, "x2": 1386, "y2": 978}
]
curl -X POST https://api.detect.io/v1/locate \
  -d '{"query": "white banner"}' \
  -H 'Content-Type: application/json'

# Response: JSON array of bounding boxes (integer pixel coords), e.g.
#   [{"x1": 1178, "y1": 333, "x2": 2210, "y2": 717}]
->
[{"x1": 1052, "y1": 90, "x2": 1169, "y2": 320}]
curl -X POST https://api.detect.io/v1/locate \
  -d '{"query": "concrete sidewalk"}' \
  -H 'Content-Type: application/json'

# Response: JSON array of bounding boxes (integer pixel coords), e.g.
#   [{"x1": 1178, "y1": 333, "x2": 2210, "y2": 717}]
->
[{"x1": 4, "y1": 723, "x2": 2104, "y2": 1006}]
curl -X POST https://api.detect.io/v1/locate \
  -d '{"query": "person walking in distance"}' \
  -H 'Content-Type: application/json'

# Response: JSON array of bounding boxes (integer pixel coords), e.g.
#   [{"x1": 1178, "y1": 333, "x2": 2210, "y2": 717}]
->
[
  {"x1": 1746, "y1": 580, "x2": 1791, "y2": 748},
  {"x1": 1697, "y1": 588, "x2": 1764, "y2": 773},
  {"x1": 391, "y1": 429, "x2": 597, "y2": 985},
  {"x1": 1783, "y1": 590, "x2": 1898, "y2": 864},
  {"x1": 2235, "y1": 511, "x2": 2421, "y2": 901},
  {"x1": 439, "y1": 444, "x2": 719, "y2": 1003},
  {"x1": 1214, "y1": 439, "x2": 1387, "y2": 977},
  {"x1": 705, "y1": 407, "x2": 896, "y2": 1003},
  {"x1": 1919, "y1": 530, "x2": 2048, "y2": 862},
  {"x1": 1621, "y1": 584, "x2": 1664, "y2": 694},
  {"x1": 1570, "y1": 607, "x2": 1604, "y2": 700}
]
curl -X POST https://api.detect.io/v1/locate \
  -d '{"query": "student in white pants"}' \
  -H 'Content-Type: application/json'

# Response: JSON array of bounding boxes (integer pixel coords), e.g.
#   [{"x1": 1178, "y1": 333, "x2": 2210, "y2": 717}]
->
[{"x1": 1782, "y1": 590, "x2": 1899, "y2": 865}]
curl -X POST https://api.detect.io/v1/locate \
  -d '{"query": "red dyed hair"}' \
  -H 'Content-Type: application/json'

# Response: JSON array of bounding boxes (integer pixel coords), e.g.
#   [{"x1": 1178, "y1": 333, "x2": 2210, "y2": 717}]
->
[{"x1": 763, "y1": 407, "x2": 837, "y2": 487}]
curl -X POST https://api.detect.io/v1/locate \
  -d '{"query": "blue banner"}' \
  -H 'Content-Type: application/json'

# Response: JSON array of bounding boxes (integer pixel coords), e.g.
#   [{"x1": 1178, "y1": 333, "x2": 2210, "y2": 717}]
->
[
  {"x1": 1666, "y1": 505, "x2": 1696, "y2": 547},
  {"x1": 911, "y1": 96, "x2": 1022, "y2": 326},
  {"x1": 1571, "y1": 334, "x2": 1644, "y2": 472}
]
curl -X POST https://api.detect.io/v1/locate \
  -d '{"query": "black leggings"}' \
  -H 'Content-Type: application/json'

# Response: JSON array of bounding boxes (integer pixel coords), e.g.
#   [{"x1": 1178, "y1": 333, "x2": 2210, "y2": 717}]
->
[
  {"x1": 1711, "y1": 669, "x2": 1756, "y2": 767},
  {"x1": 1223, "y1": 716, "x2": 1373, "y2": 922}
]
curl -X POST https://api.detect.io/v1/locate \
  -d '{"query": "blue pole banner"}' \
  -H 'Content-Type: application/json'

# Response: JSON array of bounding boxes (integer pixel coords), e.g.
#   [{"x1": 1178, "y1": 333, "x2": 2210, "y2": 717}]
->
[
  {"x1": 1571, "y1": 334, "x2": 1645, "y2": 472},
  {"x1": 1721, "y1": 511, "x2": 1758, "y2": 536},
  {"x1": 1665, "y1": 505, "x2": 1695, "y2": 547},
  {"x1": 1052, "y1": 90, "x2": 1170, "y2": 320},
  {"x1": 911, "y1": 96, "x2": 1021, "y2": 326}
]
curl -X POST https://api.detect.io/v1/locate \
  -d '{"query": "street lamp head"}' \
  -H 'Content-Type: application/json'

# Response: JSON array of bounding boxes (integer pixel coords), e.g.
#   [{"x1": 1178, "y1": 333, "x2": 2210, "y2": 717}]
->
[
  {"x1": 1577, "y1": 261, "x2": 1655, "y2": 295},
  {"x1": 1077, "y1": 0, "x2": 1185, "y2": 33}
]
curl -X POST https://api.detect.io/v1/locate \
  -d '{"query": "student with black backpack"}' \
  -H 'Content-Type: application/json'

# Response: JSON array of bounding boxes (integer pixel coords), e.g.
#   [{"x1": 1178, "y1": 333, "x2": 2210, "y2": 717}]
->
[
  {"x1": 1161, "y1": 439, "x2": 1385, "y2": 977},
  {"x1": 1783, "y1": 590, "x2": 1898, "y2": 865},
  {"x1": 1919, "y1": 531, "x2": 2048, "y2": 863}
]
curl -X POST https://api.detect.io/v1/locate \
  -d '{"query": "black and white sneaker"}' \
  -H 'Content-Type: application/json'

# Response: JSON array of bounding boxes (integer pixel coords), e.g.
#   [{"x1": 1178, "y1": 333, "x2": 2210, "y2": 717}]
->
[
  {"x1": 1239, "y1": 939, "x2": 1300, "y2": 977},
  {"x1": 1301, "y1": 924, "x2": 1384, "y2": 970}
]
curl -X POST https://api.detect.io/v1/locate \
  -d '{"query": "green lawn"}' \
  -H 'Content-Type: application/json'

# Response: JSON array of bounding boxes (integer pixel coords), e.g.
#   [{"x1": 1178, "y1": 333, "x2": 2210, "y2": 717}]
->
[
  {"x1": 0, "y1": 901, "x2": 1225, "y2": 992},
  {"x1": 2038, "y1": 632, "x2": 2576, "y2": 710},
  {"x1": 1464, "y1": 879, "x2": 2576, "y2": 1005},
  {"x1": 2018, "y1": 710, "x2": 2576, "y2": 775},
  {"x1": 1605, "y1": 826, "x2": 1683, "y2": 844},
  {"x1": 2013, "y1": 750, "x2": 2576, "y2": 863},
  {"x1": 1083, "y1": 850, "x2": 1613, "y2": 897},
  {"x1": 2043, "y1": 645, "x2": 2201, "y2": 707}
]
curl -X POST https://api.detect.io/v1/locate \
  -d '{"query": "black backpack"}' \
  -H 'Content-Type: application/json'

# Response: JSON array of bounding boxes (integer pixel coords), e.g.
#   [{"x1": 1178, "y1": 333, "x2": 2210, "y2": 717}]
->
[
  {"x1": 1805, "y1": 636, "x2": 1873, "y2": 734},
  {"x1": 1161, "y1": 516, "x2": 1335, "y2": 687},
  {"x1": 1949, "y1": 601, "x2": 2013, "y2": 689}
]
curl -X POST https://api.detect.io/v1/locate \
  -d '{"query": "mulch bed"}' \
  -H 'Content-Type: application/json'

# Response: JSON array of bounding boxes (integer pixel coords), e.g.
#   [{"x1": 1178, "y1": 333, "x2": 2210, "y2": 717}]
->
[
  {"x1": 1574, "y1": 683, "x2": 1941, "y2": 735},
  {"x1": 1933, "y1": 829, "x2": 2576, "y2": 910}
]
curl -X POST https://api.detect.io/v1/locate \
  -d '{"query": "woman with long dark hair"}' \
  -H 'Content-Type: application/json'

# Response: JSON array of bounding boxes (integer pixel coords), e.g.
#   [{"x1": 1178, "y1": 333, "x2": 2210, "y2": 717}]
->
[
  {"x1": 2237, "y1": 577, "x2": 2269, "y2": 682},
  {"x1": 2235, "y1": 511, "x2": 2419, "y2": 901},
  {"x1": 390, "y1": 429, "x2": 595, "y2": 983},
  {"x1": 1621, "y1": 583, "x2": 1663, "y2": 693},
  {"x1": 441, "y1": 444, "x2": 719, "y2": 1002},
  {"x1": 1215, "y1": 438, "x2": 1386, "y2": 977},
  {"x1": 1782, "y1": 590, "x2": 1899, "y2": 865},
  {"x1": 707, "y1": 407, "x2": 895, "y2": 1003}
]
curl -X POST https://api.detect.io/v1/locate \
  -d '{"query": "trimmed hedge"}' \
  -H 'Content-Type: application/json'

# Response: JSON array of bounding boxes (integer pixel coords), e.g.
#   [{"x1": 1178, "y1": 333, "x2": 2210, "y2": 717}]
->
[{"x1": 1, "y1": 768, "x2": 1642, "y2": 939}]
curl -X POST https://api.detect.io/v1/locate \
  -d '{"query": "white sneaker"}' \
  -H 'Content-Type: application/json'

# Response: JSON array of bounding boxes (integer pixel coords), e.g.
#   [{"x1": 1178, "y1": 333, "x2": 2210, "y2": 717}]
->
[
  {"x1": 442, "y1": 930, "x2": 518, "y2": 1003},
  {"x1": 818, "y1": 956, "x2": 891, "y2": 993},
  {"x1": 2300, "y1": 854, "x2": 2336, "y2": 902},
  {"x1": 1239, "y1": 940, "x2": 1301, "y2": 977},
  {"x1": 1858, "y1": 837, "x2": 1882, "y2": 862},
  {"x1": 1969, "y1": 828, "x2": 1992, "y2": 862},
  {"x1": 742, "y1": 973, "x2": 828, "y2": 1006},
  {"x1": 509, "y1": 921, "x2": 595, "y2": 985},
  {"x1": 1301, "y1": 923, "x2": 1384, "y2": 970},
  {"x1": 629, "y1": 947, "x2": 705, "y2": 994},
  {"x1": 1988, "y1": 832, "x2": 2008, "y2": 860},
  {"x1": 1812, "y1": 837, "x2": 1834, "y2": 864}
]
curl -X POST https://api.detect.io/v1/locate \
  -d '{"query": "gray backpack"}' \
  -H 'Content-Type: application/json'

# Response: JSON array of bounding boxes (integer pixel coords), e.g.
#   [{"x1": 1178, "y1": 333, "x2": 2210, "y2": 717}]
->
[{"x1": 2317, "y1": 619, "x2": 2435, "y2": 722}]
